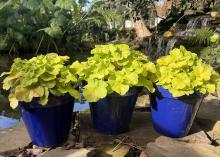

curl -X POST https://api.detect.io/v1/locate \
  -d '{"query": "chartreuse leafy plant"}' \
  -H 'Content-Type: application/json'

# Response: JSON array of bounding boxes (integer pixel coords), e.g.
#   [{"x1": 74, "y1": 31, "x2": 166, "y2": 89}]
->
[
  {"x1": 70, "y1": 44, "x2": 157, "y2": 102},
  {"x1": 156, "y1": 46, "x2": 220, "y2": 97},
  {"x1": 1, "y1": 53, "x2": 79, "y2": 109},
  {"x1": 199, "y1": 33, "x2": 220, "y2": 72}
]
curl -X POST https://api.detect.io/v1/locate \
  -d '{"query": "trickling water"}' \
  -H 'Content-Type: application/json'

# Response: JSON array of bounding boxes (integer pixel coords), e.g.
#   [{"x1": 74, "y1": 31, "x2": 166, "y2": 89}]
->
[
  {"x1": 186, "y1": 16, "x2": 201, "y2": 30},
  {"x1": 144, "y1": 37, "x2": 153, "y2": 52},
  {"x1": 165, "y1": 38, "x2": 178, "y2": 54},
  {"x1": 175, "y1": 16, "x2": 202, "y2": 37},
  {"x1": 201, "y1": 16, "x2": 211, "y2": 27},
  {"x1": 156, "y1": 37, "x2": 165, "y2": 54}
]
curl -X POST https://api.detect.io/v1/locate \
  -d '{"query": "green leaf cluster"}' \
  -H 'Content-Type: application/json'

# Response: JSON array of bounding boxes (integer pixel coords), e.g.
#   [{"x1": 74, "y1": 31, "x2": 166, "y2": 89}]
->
[
  {"x1": 1, "y1": 53, "x2": 79, "y2": 109},
  {"x1": 0, "y1": 0, "x2": 120, "y2": 53},
  {"x1": 199, "y1": 33, "x2": 220, "y2": 72},
  {"x1": 71, "y1": 44, "x2": 157, "y2": 102},
  {"x1": 156, "y1": 46, "x2": 220, "y2": 97}
]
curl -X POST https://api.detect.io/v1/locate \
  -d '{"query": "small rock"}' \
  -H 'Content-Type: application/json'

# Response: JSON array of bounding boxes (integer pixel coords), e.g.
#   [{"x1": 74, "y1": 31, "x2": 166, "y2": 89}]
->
[
  {"x1": 211, "y1": 12, "x2": 220, "y2": 18},
  {"x1": 26, "y1": 148, "x2": 43, "y2": 156},
  {"x1": 0, "y1": 131, "x2": 7, "y2": 134},
  {"x1": 163, "y1": 31, "x2": 174, "y2": 38},
  {"x1": 107, "y1": 145, "x2": 131, "y2": 157}
]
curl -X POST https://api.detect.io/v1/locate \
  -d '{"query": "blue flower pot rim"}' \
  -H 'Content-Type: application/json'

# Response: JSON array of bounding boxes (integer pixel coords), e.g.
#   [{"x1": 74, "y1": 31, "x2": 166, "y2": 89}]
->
[
  {"x1": 19, "y1": 94, "x2": 74, "y2": 109},
  {"x1": 154, "y1": 85, "x2": 204, "y2": 100}
]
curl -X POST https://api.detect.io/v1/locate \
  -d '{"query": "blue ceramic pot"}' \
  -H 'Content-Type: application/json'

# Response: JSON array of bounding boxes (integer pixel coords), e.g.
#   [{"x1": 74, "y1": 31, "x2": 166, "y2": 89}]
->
[
  {"x1": 90, "y1": 87, "x2": 141, "y2": 135},
  {"x1": 19, "y1": 95, "x2": 74, "y2": 147},
  {"x1": 150, "y1": 86, "x2": 204, "y2": 138}
]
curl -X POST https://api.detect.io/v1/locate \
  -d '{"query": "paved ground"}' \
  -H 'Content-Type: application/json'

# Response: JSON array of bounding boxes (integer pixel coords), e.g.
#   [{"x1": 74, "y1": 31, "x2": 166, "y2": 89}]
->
[{"x1": 0, "y1": 95, "x2": 219, "y2": 157}]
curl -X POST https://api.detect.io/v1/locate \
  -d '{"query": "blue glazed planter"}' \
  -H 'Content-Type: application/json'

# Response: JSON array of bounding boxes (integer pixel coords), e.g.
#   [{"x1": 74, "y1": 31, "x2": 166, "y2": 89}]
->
[
  {"x1": 19, "y1": 96, "x2": 74, "y2": 147},
  {"x1": 150, "y1": 86, "x2": 204, "y2": 138},
  {"x1": 90, "y1": 88, "x2": 141, "y2": 135}
]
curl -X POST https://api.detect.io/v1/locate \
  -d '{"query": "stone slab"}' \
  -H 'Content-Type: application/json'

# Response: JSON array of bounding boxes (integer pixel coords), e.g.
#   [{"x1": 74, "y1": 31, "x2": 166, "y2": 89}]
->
[
  {"x1": 147, "y1": 136, "x2": 220, "y2": 157},
  {"x1": 0, "y1": 124, "x2": 30, "y2": 153}
]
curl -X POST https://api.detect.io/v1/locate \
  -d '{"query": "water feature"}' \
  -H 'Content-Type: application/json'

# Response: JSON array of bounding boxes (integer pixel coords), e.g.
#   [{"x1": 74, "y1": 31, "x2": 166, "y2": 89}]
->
[
  {"x1": 74, "y1": 102, "x2": 90, "y2": 111},
  {"x1": 0, "y1": 115, "x2": 20, "y2": 129},
  {"x1": 142, "y1": 14, "x2": 217, "y2": 60}
]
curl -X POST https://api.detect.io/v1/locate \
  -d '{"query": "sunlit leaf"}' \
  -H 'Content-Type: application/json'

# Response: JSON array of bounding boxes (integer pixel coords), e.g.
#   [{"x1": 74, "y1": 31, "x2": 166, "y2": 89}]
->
[{"x1": 83, "y1": 80, "x2": 108, "y2": 102}]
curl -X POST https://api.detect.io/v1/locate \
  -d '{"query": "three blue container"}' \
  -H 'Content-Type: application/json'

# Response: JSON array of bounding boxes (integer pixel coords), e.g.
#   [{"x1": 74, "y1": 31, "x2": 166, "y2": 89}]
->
[
  {"x1": 150, "y1": 86, "x2": 204, "y2": 138},
  {"x1": 19, "y1": 96, "x2": 74, "y2": 147},
  {"x1": 90, "y1": 91, "x2": 139, "y2": 134}
]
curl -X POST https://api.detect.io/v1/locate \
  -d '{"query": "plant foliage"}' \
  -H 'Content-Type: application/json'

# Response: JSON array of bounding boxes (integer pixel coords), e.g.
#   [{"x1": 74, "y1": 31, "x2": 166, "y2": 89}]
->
[
  {"x1": 156, "y1": 46, "x2": 220, "y2": 97},
  {"x1": 1, "y1": 53, "x2": 79, "y2": 109},
  {"x1": 200, "y1": 33, "x2": 220, "y2": 72},
  {"x1": 0, "y1": 0, "x2": 115, "y2": 53},
  {"x1": 191, "y1": 28, "x2": 214, "y2": 46},
  {"x1": 70, "y1": 44, "x2": 157, "y2": 102}
]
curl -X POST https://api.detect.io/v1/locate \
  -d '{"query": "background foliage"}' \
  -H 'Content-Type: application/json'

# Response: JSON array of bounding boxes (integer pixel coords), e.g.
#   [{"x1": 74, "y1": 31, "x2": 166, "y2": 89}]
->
[{"x1": 0, "y1": 0, "x2": 119, "y2": 54}]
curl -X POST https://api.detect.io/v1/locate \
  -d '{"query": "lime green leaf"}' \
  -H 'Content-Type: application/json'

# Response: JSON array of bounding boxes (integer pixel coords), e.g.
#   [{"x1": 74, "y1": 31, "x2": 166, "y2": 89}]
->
[
  {"x1": 31, "y1": 87, "x2": 45, "y2": 97},
  {"x1": 137, "y1": 76, "x2": 155, "y2": 93},
  {"x1": 68, "y1": 88, "x2": 80, "y2": 100},
  {"x1": 70, "y1": 61, "x2": 84, "y2": 74},
  {"x1": 14, "y1": 87, "x2": 32, "y2": 102},
  {"x1": 40, "y1": 80, "x2": 56, "y2": 88},
  {"x1": 83, "y1": 80, "x2": 108, "y2": 102},
  {"x1": 40, "y1": 72, "x2": 56, "y2": 81},
  {"x1": 210, "y1": 33, "x2": 219, "y2": 43},
  {"x1": 111, "y1": 83, "x2": 129, "y2": 95},
  {"x1": 39, "y1": 88, "x2": 49, "y2": 105},
  {"x1": 9, "y1": 94, "x2": 19, "y2": 109}
]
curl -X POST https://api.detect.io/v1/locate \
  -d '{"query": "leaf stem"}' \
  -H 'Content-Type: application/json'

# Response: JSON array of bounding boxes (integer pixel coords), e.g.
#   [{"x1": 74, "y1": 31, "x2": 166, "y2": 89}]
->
[
  {"x1": 52, "y1": 40, "x2": 59, "y2": 53},
  {"x1": 36, "y1": 35, "x2": 45, "y2": 55}
]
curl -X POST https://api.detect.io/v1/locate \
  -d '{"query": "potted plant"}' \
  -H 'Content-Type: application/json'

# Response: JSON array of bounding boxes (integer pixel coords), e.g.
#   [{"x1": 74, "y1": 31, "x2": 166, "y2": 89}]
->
[
  {"x1": 151, "y1": 46, "x2": 220, "y2": 138},
  {"x1": 70, "y1": 44, "x2": 157, "y2": 134},
  {"x1": 1, "y1": 53, "x2": 79, "y2": 147}
]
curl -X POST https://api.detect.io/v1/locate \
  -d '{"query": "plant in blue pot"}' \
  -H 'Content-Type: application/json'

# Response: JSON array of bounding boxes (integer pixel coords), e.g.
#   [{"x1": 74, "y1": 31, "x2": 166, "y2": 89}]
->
[
  {"x1": 1, "y1": 53, "x2": 80, "y2": 147},
  {"x1": 151, "y1": 46, "x2": 220, "y2": 138},
  {"x1": 71, "y1": 44, "x2": 157, "y2": 134}
]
